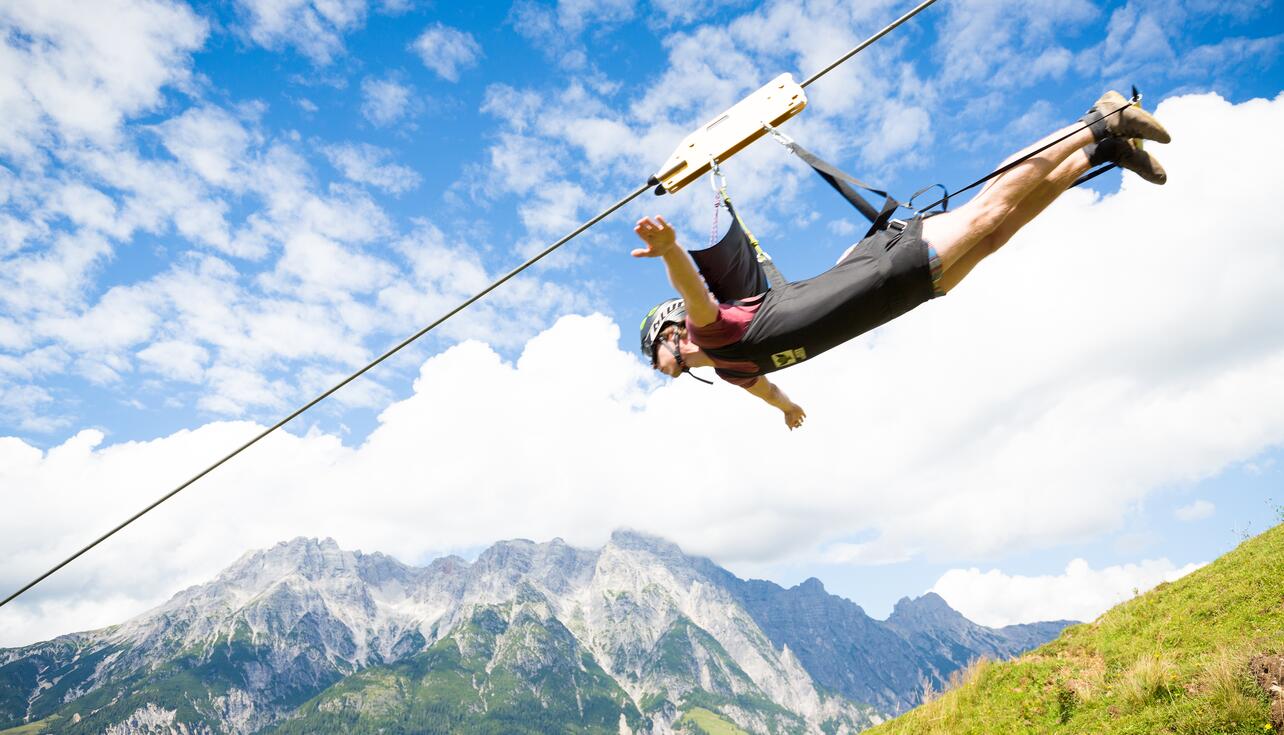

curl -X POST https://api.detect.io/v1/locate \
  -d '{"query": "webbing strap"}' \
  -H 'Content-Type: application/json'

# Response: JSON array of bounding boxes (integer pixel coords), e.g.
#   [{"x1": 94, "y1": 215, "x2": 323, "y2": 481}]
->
[
  {"x1": 1070, "y1": 162, "x2": 1118, "y2": 189},
  {"x1": 764, "y1": 125, "x2": 899, "y2": 237}
]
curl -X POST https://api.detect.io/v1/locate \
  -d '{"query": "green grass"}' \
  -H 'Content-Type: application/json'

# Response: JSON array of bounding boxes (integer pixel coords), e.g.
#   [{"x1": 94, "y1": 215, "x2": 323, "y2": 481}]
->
[
  {"x1": 678, "y1": 707, "x2": 749, "y2": 735},
  {"x1": 0, "y1": 715, "x2": 60, "y2": 734},
  {"x1": 866, "y1": 523, "x2": 1284, "y2": 735}
]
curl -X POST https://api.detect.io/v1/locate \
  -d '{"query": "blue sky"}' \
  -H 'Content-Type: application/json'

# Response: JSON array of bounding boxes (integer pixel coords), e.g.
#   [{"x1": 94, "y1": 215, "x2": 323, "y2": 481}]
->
[{"x1": 1, "y1": 0, "x2": 1283, "y2": 645}]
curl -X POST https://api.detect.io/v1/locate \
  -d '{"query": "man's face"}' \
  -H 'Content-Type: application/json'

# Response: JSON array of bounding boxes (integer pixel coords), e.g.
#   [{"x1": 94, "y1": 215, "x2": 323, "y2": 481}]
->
[{"x1": 653, "y1": 325, "x2": 682, "y2": 378}]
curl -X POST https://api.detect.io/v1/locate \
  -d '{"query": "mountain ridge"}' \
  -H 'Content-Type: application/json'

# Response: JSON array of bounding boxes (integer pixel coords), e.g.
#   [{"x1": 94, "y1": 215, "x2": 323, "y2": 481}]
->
[{"x1": 0, "y1": 531, "x2": 1073, "y2": 734}]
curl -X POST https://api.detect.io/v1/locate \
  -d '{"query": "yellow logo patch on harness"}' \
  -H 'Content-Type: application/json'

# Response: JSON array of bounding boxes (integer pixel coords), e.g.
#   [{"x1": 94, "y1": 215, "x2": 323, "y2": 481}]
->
[{"x1": 771, "y1": 348, "x2": 807, "y2": 368}]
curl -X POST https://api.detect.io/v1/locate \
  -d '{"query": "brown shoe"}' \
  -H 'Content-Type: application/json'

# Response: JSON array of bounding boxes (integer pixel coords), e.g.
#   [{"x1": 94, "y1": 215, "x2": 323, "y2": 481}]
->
[
  {"x1": 1085, "y1": 137, "x2": 1167, "y2": 185},
  {"x1": 1082, "y1": 90, "x2": 1171, "y2": 144}
]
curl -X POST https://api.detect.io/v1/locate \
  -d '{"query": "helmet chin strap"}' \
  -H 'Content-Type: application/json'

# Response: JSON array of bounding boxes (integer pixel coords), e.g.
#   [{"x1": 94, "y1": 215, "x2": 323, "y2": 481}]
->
[{"x1": 661, "y1": 336, "x2": 713, "y2": 385}]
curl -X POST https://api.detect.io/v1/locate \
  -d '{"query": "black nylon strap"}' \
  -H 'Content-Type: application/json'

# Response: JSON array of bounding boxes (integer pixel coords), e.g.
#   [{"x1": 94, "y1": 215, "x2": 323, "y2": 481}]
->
[
  {"x1": 906, "y1": 183, "x2": 949, "y2": 214},
  {"x1": 1070, "y1": 162, "x2": 1119, "y2": 189},
  {"x1": 775, "y1": 138, "x2": 900, "y2": 235}
]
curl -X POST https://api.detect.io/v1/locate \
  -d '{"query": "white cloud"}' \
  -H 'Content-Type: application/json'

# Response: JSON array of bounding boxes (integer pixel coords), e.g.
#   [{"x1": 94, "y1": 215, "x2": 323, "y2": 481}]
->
[
  {"x1": 649, "y1": 0, "x2": 744, "y2": 26},
  {"x1": 1080, "y1": 0, "x2": 1280, "y2": 89},
  {"x1": 0, "y1": 83, "x2": 1281, "y2": 627},
  {"x1": 323, "y1": 142, "x2": 422, "y2": 194},
  {"x1": 360, "y1": 77, "x2": 413, "y2": 126},
  {"x1": 411, "y1": 23, "x2": 483, "y2": 82},
  {"x1": 137, "y1": 340, "x2": 210, "y2": 382},
  {"x1": 37, "y1": 283, "x2": 161, "y2": 353},
  {"x1": 199, "y1": 365, "x2": 290, "y2": 414},
  {"x1": 233, "y1": 0, "x2": 367, "y2": 64},
  {"x1": 481, "y1": 0, "x2": 952, "y2": 252},
  {"x1": 0, "y1": 231, "x2": 113, "y2": 316},
  {"x1": 935, "y1": 0, "x2": 1097, "y2": 88},
  {"x1": 70, "y1": 145, "x2": 240, "y2": 256},
  {"x1": 0, "y1": 0, "x2": 206, "y2": 160},
  {"x1": 0, "y1": 385, "x2": 67, "y2": 434},
  {"x1": 511, "y1": 0, "x2": 637, "y2": 44},
  {"x1": 931, "y1": 557, "x2": 1204, "y2": 627},
  {"x1": 155, "y1": 107, "x2": 254, "y2": 189},
  {"x1": 1, "y1": 1, "x2": 1282, "y2": 650},
  {"x1": 1175, "y1": 499, "x2": 1215, "y2": 522},
  {"x1": 1243, "y1": 458, "x2": 1275, "y2": 476}
]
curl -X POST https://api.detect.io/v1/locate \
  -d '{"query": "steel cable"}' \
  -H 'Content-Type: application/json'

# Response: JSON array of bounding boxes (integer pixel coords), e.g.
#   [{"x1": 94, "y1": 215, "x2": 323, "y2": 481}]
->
[{"x1": 1, "y1": 0, "x2": 942, "y2": 609}]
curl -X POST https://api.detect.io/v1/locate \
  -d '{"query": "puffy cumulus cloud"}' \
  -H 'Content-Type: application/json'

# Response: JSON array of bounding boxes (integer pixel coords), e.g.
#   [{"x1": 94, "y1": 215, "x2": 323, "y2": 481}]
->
[
  {"x1": 66, "y1": 144, "x2": 240, "y2": 256},
  {"x1": 0, "y1": 0, "x2": 207, "y2": 161},
  {"x1": 36, "y1": 283, "x2": 162, "y2": 354},
  {"x1": 2, "y1": 87, "x2": 582, "y2": 428},
  {"x1": 233, "y1": 0, "x2": 367, "y2": 64},
  {"x1": 934, "y1": 0, "x2": 1098, "y2": 88},
  {"x1": 375, "y1": 221, "x2": 590, "y2": 350},
  {"x1": 0, "y1": 385, "x2": 67, "y2": 434},
  {"x1": 323, "y1": 142, "x2": 422, "y2": 194},
  {"x1": 136, "y1": 340, "x2": 210, "y2": 383},
  {"x1": 411, "y1": 23, "x2": 483, "y2": 82},
  {"x1": 0, "y1": 315, "x2": 658, "y2": 646},
  {"x1": 155, "y1": 107, "x2": 257, "y2": 189},
  {"x1": 4, "y1": 91, "x2": 1284, "y2": 645},
  {"x1": 360, "y1": 76, "x2": 413, "y2": 127},
  {"x1": 0, "y1": 232, "x2": 113, "y2": 317},
  {"x1": 931, "y1": 558, "x2": 1204, "y2": 628},
  {"x1": 1083, "y1": 0, "x2": 1282, "y2": 90}
]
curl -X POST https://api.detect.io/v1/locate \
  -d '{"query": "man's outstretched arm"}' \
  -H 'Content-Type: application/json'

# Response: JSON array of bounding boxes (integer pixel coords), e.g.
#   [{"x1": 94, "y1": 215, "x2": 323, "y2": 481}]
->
[
  {"x1": 632, "y1": 216, "x2": 718, "y2": 326},
  {"x1": 745, "y1": 376, "x2": 806, "y2": 430}
]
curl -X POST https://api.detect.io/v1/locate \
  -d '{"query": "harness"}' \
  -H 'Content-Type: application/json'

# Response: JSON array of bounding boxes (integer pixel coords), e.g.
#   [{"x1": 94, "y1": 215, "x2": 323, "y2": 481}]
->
[
  {"x1": 680, "y1": 88, "x2": 1143, "y2": 382},
  {"x1": 684, "y1": 141, "x2": 929, "y2": 380}
]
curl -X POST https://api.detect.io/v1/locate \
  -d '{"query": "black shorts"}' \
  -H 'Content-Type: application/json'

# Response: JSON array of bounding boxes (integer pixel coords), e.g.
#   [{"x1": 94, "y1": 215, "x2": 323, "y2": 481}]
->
[{"x1": 730, "y1": 215, "x2": 939, "y2": 371}]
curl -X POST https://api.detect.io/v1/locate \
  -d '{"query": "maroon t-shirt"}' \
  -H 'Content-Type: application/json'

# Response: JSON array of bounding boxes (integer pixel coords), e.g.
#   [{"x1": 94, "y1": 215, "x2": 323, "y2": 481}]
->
[{"x1": 687, "y1": 302, "x2": 762, "y2": 388}]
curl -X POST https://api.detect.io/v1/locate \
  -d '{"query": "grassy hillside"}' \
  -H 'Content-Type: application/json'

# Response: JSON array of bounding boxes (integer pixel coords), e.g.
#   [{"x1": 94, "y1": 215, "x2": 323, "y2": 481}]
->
[{"x1": 867, "y1": 524, "x2": 1284, "y2": 735}]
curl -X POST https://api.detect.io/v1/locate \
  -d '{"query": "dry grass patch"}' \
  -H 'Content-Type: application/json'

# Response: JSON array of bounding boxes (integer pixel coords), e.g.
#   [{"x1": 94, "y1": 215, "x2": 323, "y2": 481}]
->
[
  {"x1": 1117, "y1": 652, "x2": 1178, "y2": 708},
  {"x1": 1193, "y1": 646, "x2": 1266, "y2": 728},
  {"x1": 1062, "y1": 650, "x2": 1106, "y2": 702}
]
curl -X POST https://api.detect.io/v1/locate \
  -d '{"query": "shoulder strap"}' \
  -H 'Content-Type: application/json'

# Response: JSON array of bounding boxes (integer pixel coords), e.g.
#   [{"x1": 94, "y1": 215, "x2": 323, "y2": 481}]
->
[{"x1": 723, "y1": 193, "x2": 787, "y2": 290}]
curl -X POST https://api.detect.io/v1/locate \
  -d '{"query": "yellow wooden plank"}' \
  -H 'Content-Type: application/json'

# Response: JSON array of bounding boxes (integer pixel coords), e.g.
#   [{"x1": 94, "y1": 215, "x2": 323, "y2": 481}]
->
[{"x1": 654, "y1": 73, "x2": 806, "y2": 195}]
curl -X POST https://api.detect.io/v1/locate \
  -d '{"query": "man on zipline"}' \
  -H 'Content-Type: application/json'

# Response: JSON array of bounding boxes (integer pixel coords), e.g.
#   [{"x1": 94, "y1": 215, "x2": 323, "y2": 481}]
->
[{"x1": 635, "y1": 91, "x2": 1170, "y2": 429}]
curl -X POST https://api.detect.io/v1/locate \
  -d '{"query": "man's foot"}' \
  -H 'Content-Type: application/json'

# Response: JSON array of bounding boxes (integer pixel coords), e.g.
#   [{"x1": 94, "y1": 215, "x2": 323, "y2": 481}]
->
[
  {"x1": 1082, "y1": 90, "x2": 1171, "y2": 144},
  {"x1": 1085, "y1": 137, "x2": 1167, "y2": 185}
]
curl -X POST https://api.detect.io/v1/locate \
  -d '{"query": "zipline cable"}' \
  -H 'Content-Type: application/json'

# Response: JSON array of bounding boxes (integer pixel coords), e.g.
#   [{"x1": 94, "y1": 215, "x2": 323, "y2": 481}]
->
[
  {"x1": 911, "y1": 91, "x2": 1141, "y2": 215},
  {"x1": 799, "y1": 0, "x2": 940, "y2": 89},
  {"x1": 0, "y1": 183, "x2": 652, "y2": 610},
  {"x1": 1, "y1": 0, "x2": 942, "y2": 610}
]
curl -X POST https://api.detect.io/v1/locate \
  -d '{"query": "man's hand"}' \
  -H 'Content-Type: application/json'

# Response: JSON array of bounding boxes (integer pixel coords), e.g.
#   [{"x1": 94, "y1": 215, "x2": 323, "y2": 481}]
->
[
  {"x1": 632, "y1": 215, "x2": 719, "y2": 326},
  {"x1": 747, "y1": 377, "x2": 807, "y2": 430},
  {"x1": 783, "y1": 404, "x2": 806, "y2": 430},
  {"x1": 632, "y1": 216, "x2": 677, "y2": 258}
]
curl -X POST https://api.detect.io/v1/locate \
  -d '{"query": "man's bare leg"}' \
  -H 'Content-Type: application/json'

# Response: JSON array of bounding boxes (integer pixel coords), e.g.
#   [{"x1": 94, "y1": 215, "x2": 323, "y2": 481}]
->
[
  {"x1": 923, "y1": 90, "x2": 1169, "y2": 280},
  {"x1": 936, "y1": 149, "x2": 1091, "y2": 293},
  {"x1": 922, "y1": 123, "x2": 1095, "y2": 275}
]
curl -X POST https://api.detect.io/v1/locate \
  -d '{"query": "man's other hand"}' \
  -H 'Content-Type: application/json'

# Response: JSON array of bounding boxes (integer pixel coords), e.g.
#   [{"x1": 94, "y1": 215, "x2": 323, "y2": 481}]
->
[{"x1": 632, "y1": 216, "x2": 678, "y2": 257}]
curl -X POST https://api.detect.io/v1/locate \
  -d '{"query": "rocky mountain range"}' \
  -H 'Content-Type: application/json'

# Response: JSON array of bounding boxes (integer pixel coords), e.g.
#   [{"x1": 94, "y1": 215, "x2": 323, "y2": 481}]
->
[{"x1": 0, "y1": 531, "x2": 1073, "y2": 734}]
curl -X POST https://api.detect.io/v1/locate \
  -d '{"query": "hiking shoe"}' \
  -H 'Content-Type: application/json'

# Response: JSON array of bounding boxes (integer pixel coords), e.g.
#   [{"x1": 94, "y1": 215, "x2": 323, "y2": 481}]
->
[
  {"x1": 1085, "y1": 137, "x2": 1167, "y2": 185},
  {"x1": 1082, "y1": 90, "x2": 1171, "y2": 144},
  {"x1": 1088, "y1": 136, "x2": 1171, "y2": 185}
]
